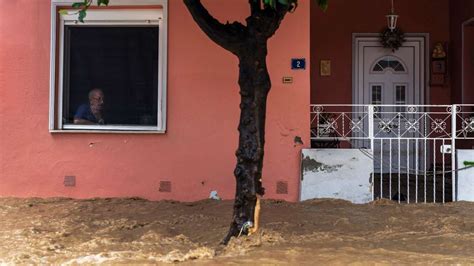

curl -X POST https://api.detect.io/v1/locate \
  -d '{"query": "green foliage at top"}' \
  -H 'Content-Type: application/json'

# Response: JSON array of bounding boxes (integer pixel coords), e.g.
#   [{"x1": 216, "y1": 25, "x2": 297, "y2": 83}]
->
[
  {"x1": 262, "y1": 0, "x2": 328, "y2": 11},
  {"x1": 59, "y1": 0, "x2": 110, "y2": 22},
  {"x1": 316, "y1": 0, "x2": 329, "y2": 11},
  {"x1": 63, "y1": 0, "x2": 328, "y2": 23}
]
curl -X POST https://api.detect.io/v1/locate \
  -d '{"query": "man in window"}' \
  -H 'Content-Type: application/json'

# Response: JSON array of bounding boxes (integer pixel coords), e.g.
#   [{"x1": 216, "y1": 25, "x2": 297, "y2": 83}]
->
[{"x1": 73, "y1": 88, "x2": 105, "y2": 125}]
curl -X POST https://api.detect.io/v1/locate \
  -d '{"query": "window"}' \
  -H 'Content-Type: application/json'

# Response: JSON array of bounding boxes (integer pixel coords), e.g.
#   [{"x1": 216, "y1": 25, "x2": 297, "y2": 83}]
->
[
  {"x1": 371, "y1": 85, "x2": 383, "y2": 118},
  {"x1": 372, "y1": 56, "x2": 406, "y2": 73},
  {"x1": 50, "y1": 3, "x2": 167, "y2": 133},
  {"x1": 395, "y1": 85, "x2": 407, "y2": 113},
  {"x1": 371, "y1": 85, "x2": 383, "y2": 105}
]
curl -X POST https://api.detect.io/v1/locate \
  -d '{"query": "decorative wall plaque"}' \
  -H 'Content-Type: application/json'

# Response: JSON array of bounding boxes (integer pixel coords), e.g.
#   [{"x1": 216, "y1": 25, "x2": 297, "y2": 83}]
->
[
  {"x1": 320, "y1": 60, "x2": 331, "y2": 76},
  {"x1": 432, "y1": 60, "x2": 446, "y2": 74}
]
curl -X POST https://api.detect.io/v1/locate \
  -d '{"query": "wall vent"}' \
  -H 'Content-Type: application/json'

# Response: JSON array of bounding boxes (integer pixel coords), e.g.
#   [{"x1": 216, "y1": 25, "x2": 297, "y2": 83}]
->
[
  {"x1": 64, "y1": 176, "x2": 76, "y2": 187},
  {"x1": 159, "y1": 181, "x2": 172, "y2": 192},
  {"x1": 276, "y1": 181, "x2": 288, "y2": 194}
]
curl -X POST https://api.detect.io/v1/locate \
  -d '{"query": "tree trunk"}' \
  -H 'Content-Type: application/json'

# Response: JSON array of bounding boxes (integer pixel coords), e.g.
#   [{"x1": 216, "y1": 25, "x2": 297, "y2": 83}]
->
[
  {"x1": 181, "y1": 0, "x2": 290, "y2": 245},
  {"x1": 223, "y1": 45, "x2": 271, "y2": 244}
]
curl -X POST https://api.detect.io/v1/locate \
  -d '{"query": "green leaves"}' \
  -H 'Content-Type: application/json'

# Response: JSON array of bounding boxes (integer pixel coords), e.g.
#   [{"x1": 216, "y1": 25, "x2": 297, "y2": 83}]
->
[
  {"x1": 58, "y1": 9, "x2": 69, "y2": 15},
  {"x1": 69, "y1": 0, "x2": 326, "y2": 24},
  {"x1": 68, "y1": 0, "x2": 109, "y2": 23},
  {"x1": 317, "y1": 0, "x2": 329, "y2": 11},
  {"x1": 261, "y1": 0, "x2": 328, "y2": 11},
  {"x1": 70, "y1": 1, "x2": 89, "y2": 22},
  {"x1": 262, "y1": 0, "x2": 292, "y2": 9},
  {"x1": 78, "y1": 10, "x2": 87, "y2": 22},
  {"x1": 72, "y1": 2, "x2": 85, "y2": 8},
  {"x1": 97, "y1": 0, "x2": 109, "y2": 6}
]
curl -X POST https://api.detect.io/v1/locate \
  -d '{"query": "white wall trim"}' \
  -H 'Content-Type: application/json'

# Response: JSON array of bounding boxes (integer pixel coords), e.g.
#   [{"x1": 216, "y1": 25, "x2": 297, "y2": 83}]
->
[{"x1": 49, "y1": 0, "x2": 168, "y2": 133}]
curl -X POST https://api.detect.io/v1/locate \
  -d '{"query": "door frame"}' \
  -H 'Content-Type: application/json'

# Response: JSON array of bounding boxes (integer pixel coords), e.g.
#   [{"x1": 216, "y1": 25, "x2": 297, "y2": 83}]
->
[{"x1": 352, "y1": 33, "x2": 430, "y2": 106}]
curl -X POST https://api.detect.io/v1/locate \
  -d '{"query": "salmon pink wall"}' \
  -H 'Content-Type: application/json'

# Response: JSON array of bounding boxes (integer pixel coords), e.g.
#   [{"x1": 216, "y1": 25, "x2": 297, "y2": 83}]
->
[
  {"x1": 450, "y1": 0, "x2": 474, "y2": 104},
  {"x1": 311, "y1": 0, "x2": 451, "y2": 105},
  {"x1": 0, "y1": 0, "x2": 310, "y2": 201}
]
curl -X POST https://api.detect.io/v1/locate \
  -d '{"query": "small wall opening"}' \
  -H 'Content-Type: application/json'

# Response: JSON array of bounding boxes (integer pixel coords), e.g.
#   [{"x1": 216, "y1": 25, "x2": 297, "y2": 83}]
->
[
  {"x1": 276, "y1": 181, "x2": 289, "y2": 195},
  {"x1": 159, "y1": 181, "x2": 172, "y2": 193}
]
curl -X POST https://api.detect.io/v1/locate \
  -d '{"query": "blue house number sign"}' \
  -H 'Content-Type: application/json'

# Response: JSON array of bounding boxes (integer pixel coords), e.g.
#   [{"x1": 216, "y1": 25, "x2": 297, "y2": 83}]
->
[{"x1": 291, "y1": 58, "x2": 306, "y2": 70}]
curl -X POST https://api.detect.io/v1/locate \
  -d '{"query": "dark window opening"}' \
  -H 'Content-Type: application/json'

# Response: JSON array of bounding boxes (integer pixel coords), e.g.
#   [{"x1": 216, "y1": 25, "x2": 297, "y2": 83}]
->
[{"x1": 63, "y1": 26, "x2": 159, "y2": 127}]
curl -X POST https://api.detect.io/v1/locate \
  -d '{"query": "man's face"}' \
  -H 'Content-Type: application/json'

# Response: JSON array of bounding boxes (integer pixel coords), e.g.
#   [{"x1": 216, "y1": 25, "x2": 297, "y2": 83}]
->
[{"x1": 90, "y1": 91, "x2": 104, "y2": 112}]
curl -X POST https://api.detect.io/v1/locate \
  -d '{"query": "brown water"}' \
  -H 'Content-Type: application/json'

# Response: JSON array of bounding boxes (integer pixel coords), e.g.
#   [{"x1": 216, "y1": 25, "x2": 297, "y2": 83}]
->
[{"x1": 1, "y1": 197, "x2": 473, "y2": 264}]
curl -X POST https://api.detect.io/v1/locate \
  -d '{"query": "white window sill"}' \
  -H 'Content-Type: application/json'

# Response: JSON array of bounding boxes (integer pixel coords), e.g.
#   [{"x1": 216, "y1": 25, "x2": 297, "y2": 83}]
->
[{"x1": 50, "y1": 128, "x2": 166, "y2": 134}]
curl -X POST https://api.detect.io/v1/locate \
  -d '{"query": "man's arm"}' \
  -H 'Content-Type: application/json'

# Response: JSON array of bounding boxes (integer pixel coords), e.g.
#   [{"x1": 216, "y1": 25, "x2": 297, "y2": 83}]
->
[
  {"x1": 73, "y1": 118, "x2": 95, "y2": 125},
  {"x1": 73, "y1": 104, "x2": 95, "y2": 124}
]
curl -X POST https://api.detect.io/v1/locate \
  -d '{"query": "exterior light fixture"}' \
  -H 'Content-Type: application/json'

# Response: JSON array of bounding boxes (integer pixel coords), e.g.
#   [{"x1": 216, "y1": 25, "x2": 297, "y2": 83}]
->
[{"x1": 386, "y1": 0, "x2": 399, "y2": 32}]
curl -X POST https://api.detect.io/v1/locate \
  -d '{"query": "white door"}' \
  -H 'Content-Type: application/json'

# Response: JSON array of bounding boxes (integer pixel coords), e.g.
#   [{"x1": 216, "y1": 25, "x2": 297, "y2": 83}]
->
[{"x1": 354, "y1": 36, "x2": 426, "y2": 173}]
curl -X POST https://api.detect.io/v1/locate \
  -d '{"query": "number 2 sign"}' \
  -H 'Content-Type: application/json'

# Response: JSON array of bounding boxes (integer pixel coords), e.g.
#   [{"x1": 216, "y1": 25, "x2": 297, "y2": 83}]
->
[{"x1": 291, "y1": 58, "x2": 306, "y2": 70}]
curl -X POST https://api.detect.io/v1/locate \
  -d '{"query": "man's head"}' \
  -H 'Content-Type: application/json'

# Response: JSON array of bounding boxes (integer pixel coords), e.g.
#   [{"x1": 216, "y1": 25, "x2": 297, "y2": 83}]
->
[{"x1": 88, "y1": 88, "x2": 104, "y2": 114}]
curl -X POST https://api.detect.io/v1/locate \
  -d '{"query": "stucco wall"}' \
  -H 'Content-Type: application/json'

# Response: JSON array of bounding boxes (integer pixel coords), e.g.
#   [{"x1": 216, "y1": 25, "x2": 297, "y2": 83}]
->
[
  {"x1": 464, "y1": 26, "x2": 474, "y2": 104},
  {"x1": 310, "y1": 0, "x2": 451, "y2": 105},
  {"x1": 300, "y1": 149, "x2": 373, "y2": 204},
  {"x1": 450, "y1": 0, "x2": 474, "y2": 104},
  {"x1": 457, "y1": 150, "x2": 474, "y2": 202},
  {"x1": 0, "y1": 0, "x2": 310, "y2": 201}
]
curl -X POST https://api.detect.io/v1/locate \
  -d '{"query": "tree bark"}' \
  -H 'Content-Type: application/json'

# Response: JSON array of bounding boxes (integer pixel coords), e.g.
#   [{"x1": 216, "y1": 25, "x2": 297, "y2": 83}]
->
[
  {"x1": 182, "y1": 0, "x2": 290, "y2": 245},
  {"x1": 222, "y1": 46, "x2": 271, "y2": 244}
]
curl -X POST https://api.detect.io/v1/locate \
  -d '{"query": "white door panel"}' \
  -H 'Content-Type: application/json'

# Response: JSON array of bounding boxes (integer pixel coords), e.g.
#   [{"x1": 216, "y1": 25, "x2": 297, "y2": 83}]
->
[{"x1": 354, "y1": 36, "x2": 426, "y2": 173}]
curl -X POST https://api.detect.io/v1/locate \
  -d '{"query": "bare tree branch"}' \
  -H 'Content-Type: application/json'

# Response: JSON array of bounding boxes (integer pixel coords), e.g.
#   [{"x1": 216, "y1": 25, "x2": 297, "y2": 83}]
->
[
  {"x1": 249, "y1": 0, "x2": 261, "y2": 16},
  {"x1": 183, "y1": 0, "x2": 247, "y2": 55},
  {"x1": 245, "y1": 2, "x2": 289, "y2": 40},
  {"x1": 264, "y1": 3, "x2": 290, "y2": 38}
]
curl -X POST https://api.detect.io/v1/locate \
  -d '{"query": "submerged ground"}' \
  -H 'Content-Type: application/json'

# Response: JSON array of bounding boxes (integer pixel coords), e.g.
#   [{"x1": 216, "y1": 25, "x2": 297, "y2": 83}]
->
[{"x1": 0, "y1": 198, "x2": 473, "y2": 264}]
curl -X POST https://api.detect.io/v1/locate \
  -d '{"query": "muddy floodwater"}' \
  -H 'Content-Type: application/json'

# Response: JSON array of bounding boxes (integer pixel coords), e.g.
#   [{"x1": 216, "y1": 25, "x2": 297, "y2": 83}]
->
[{"x1": 1, "y1": 198, "x2": 474, "y2": 264}]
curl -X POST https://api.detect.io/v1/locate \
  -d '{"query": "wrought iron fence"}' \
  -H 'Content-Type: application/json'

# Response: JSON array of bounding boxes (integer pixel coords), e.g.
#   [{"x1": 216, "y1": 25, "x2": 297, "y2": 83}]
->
[
  {"x1": 311, "y1": 104, "x2": 474, "y2": 141},
  {"x1": 310, "y1": 104, "x2": 474, "y2": 204}
]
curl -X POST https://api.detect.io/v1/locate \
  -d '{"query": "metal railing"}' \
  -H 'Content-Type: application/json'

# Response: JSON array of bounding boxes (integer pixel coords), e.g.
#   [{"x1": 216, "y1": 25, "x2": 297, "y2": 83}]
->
[{"x1": 310, "y1": 104, "x2": 474, "y2": 204}]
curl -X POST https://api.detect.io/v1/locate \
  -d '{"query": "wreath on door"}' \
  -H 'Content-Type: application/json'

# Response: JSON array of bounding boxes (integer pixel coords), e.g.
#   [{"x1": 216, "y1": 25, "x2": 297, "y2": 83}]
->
[{"x1": 380, "y1": 27, "x2": 406, "y2": 52}]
